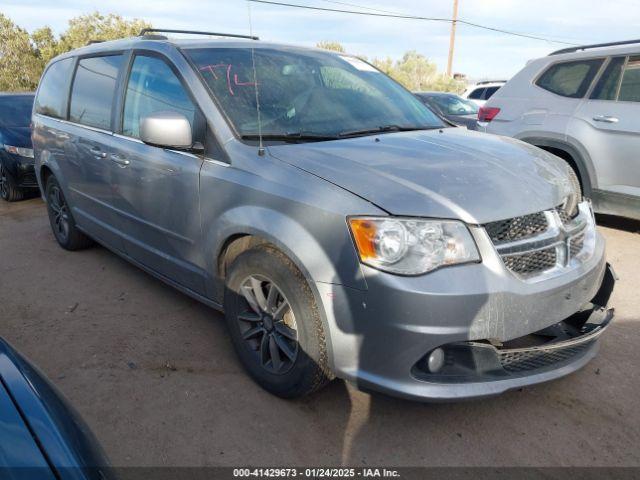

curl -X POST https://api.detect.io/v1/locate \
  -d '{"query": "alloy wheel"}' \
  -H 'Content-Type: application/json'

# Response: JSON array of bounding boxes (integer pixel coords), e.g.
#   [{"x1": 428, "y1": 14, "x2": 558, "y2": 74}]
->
[
  {"x1": 48, "y1": 185, "x2": 70, "y2": 242},
  {"x1": 237, "y1": 275, "x2": 299, "y2": 374}
]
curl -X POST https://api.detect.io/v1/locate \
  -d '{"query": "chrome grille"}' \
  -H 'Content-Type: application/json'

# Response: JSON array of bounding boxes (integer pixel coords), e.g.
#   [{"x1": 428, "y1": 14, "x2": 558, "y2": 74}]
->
[
  {"x1": 485, "y1": 202, "x2": 594, "y2": 281},
  {"x1": 502, "y1": 248, "x2": 557, "y2": 275},
  {"x1": 485, "y1": 212, "x2": 548, "y2": 244},
  {"x1": 569, "y1": 232, "x2": 585, "y2": 257},
  {"x1": 555, "y1": 205, "x2": 579, "y2": 225}
]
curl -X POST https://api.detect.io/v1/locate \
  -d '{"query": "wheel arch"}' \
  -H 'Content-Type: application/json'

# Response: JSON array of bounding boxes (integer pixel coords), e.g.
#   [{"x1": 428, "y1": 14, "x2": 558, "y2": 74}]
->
[
  {"x1": 214, "y1": 228, "x2": 339, "y2": 373},
  {"x1": 519, "y1": 136, "x2": 596, "y2": 197},
  {"x1": 36, "y1": 150, "x2": 64, "y2": 200},
  {"x1": 206, "y1": 207, "x2": 364, "y2": 374}
]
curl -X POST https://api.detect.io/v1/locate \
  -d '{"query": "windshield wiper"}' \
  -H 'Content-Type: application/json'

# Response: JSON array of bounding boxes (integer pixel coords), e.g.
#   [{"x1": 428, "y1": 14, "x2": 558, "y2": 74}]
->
[
  {"x1": 338, "y1": 125, "x2": 439, "y2": 138},
  {"x1": 241, "y1": 132, "x2": 339, "y2": 143}
]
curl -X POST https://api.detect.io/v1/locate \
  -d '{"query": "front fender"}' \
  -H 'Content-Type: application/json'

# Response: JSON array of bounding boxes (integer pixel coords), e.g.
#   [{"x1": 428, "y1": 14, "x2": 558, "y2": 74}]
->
[{"x1": 204, "y1": 205, "x2": 367, "y2": 301}]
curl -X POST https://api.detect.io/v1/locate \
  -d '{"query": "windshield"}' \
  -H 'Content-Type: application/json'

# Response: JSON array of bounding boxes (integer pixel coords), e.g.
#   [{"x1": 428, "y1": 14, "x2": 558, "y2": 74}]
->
[
  {"x1": 186, "y1": 47, "x2": 444, "y2": 139},
  {"x1": 428, "y1": 95, "x2": 478, "y2": 116},
  {"x1": 0, "y1": 95, "x2": 34, "y2": 128}
]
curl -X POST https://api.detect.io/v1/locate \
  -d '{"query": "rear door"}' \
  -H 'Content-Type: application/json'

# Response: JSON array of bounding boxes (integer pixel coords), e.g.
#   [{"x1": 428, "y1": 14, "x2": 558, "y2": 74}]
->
[
  {"x1": 569, "y1": 55, "x2": 640, "y2": 196},
  {"x1": 110, "y1": 52, "x2": 206, "y2": 294},
  {"x1": 63, "y1": 53, "x2": 127, "y2": 248}
]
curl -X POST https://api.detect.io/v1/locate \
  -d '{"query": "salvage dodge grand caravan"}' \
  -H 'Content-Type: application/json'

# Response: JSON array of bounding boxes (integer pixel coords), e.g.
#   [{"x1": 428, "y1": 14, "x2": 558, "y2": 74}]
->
[{"x1": 32, "y1": 30, "x2": 615, "y2": 401}]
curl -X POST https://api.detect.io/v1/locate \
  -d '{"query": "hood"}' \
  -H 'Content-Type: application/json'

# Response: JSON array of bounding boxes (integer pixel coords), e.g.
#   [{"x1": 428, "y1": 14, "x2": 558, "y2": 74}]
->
[
  {"x1": 268, "y1": 128, "x2": 569, "y2": 224},
  {"x1": 0, "y1": 126, "x2": 32, "y2": 149}
]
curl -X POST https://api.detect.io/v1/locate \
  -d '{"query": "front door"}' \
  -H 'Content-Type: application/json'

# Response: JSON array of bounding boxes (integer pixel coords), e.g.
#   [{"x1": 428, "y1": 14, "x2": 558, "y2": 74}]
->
[{"x1": 110, "y1": 53, "x2": 206, "y2": 294}]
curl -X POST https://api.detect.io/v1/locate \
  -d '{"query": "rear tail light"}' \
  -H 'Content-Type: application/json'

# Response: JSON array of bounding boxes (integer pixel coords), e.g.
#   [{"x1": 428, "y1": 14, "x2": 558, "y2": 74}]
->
[{"x1": 478, "y1": 107, "x2": 501, "y2": 122}]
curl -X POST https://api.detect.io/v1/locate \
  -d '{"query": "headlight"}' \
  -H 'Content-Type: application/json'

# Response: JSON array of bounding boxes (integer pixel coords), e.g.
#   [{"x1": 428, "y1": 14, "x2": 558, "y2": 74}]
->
[
  {"x1": 559, "y1": 165, "x2": 581, "y2": 218},
  {"x1": 3, "y1": 145, "x2": 34, "y2": 158},
  {"x1": 348, "y1": 217, "x2": 480, "y2": 275}
]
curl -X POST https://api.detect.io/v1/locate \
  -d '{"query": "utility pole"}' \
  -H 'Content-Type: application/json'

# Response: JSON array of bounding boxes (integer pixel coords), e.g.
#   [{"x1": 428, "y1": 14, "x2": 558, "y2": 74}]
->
[{"x1": 447, "y1": 0, "x2": 459, "y2": 77}]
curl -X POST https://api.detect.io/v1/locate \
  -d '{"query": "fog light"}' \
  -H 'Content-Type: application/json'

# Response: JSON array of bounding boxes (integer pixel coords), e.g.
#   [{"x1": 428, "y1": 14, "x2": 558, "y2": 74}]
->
[{"x1": 427, "y1": 348, "x2": 445, "y2": 373}]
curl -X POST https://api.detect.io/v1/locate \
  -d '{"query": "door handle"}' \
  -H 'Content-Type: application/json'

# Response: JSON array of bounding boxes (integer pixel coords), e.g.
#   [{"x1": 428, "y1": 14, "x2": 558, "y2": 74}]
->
[
  {"x1": 593, "y1": 115, "x2": 619, "y2": 123},
  {"x1": 110, "y1": 154, "x2": 130, "y2": 167},
  {"x1": 89, "y1": 146, "x2": 107, "y2": 158}
]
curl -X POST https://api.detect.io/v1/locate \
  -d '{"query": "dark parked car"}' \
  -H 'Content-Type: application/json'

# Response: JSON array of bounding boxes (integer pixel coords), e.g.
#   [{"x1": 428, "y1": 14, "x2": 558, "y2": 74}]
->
[
  {"x1": 0, "y1": 337, "x2": 113, "y2": 479},
  {"x1": 0, "y1": 92, "x2": 37, "y2": 201},
  {"x1": 415, "y1": 91, "x2": 479, "y2": 130}
]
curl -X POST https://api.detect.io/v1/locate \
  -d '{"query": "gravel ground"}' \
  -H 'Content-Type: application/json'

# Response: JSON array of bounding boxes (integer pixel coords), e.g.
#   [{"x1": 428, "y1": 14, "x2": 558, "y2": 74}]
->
[{"x1": 1, "y1": 197, "x2": 639, "y2": 467}]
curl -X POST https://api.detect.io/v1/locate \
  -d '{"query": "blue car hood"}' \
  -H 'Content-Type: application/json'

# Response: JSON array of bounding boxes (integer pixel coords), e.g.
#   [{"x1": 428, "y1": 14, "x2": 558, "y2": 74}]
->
[
  {"x1": 268, "y1": 128, "x2": 569, "y2": 224},
  {"x1": 0, "y1": 126, "x2": 32, "y2": 149}
]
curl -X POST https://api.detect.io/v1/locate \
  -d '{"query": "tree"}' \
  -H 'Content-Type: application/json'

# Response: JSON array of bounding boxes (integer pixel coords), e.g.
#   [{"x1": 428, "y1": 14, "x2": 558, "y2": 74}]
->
[
  {"x1": 0, "y1": 12, "x2": 151, "y2": 92},
  {"x1": 54, "y1": 13, "x2": 150, "y2": 57},
  {"x1": 316, "y1": 41, "x2": 345, "y2": 53},
  {"x1": 0, "y1": 14, "x2": 43, "y2": 91},
  {"x1": 372, "y1": 51, "x2": 465, "y2": 93}
]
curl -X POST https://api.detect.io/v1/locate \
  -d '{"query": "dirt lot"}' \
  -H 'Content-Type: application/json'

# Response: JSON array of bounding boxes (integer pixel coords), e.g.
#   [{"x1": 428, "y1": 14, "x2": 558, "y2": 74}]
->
[{"x1": 1, "y1": 197, "x2": 639, "y2": 467}]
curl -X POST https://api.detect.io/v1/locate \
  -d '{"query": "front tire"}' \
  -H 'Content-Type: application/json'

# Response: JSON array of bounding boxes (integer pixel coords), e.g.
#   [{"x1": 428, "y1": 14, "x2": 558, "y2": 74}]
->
[
  {"x1": 224, "y1": 245, "x2": 333, "y2": 398},
  {"x1": 45, "y1": 175, "x2": 94, "y2": 251},
  {"x1": 0, "y1": 163, "x2": 24, "y2": 202}
]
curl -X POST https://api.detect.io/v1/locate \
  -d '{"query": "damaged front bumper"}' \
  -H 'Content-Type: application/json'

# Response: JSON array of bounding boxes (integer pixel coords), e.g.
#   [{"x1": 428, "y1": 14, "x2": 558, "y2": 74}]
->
[
  {"x1": 412, "y1": 266, "x2": 615, "y2": 387},
  {"x1": 318, "y1": 229, "x2": 615, "y2": 401}
]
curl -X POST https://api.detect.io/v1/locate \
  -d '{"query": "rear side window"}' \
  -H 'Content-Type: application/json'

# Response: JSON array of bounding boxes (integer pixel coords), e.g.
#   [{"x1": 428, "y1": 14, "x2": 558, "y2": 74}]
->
[
  {"x1": 468, "y1": 88, "x2": 485, "y2": 99},
  {"x1": 70, "y1": 55, "x2": 124, "y2": 130},
  {"x1": 484, "y1": 86, "x2": 500, "y2": 99},
  {"x1": 536, "y1": 59, "x2": 603, "y2": 98},
  {"x1": 618, "y1": 56, "x2": 640, "y2": 102},
  {"x1": 122, "y1": 55, "x2": 196, "y2": 139},
  {"x1": 591, "y1": 57, "x2": 625, "y2": 101},
  {"x1": 35, "y1": 58, "x2": 74, "y2": 119}
]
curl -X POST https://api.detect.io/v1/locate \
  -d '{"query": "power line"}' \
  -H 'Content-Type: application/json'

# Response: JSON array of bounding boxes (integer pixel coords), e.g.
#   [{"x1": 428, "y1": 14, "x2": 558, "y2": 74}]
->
[
  {"x1": 248, "y1": 0, "x2": 580, "y2": 45},
  {"x1": 318, "y1": 0, "x2": 404, "y2": 15},
  {"x1": 319, "y1": 0, "x2": 581, "y2": 44}
]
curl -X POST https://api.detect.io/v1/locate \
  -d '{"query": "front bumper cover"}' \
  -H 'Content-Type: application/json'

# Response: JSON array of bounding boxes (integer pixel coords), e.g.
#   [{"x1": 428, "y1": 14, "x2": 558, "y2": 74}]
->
[{"x1": 319, "y1": 256, "x2": 615, "y2": 402}]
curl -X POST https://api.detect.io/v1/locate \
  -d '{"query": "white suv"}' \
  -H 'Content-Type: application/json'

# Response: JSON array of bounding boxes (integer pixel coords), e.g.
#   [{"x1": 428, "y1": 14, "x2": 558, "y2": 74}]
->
[
  {"x1": 480, "y1": 40, "x2": 640, "y2": 220},
  {"x1": 462, "y1": 80, "x2": 506, "y2": 107}
]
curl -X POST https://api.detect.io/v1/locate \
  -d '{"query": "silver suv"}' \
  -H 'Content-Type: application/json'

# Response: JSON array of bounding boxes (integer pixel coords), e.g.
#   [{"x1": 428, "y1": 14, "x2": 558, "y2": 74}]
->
[
  {"x1": 32, "y1": 30, "x2": 615, "y2": 401},
  {"x1": 479, "y1": 40, "x2": 640, "y2": 220}
]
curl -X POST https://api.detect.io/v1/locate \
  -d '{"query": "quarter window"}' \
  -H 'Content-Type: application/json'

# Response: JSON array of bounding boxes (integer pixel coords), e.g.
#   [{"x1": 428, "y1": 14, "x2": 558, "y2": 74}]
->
[
  {"x1": 618, "y1": 56, "x2": 640, "y2": 102},
  {"x1": 34, "y1": 58, "x2": 74, "y2": 119},
  {"x1": 468, "y1": 88, "x2": 485, "y2": 100},
  {"x1": 70, "y1": 55, "x2": 124, "y2": 130},
  {"x1": 122, "y1": 55, "x2": 196, "y2": 139},
  {"x1": 484, "y1": 86, "x2": 500, "y2": 99},
  {"x1": 591, "y1": 57, "x2": 625, "y2": 101},
  {"x1": 536, "y1": 59, "x2": 603, "y2": 98}
]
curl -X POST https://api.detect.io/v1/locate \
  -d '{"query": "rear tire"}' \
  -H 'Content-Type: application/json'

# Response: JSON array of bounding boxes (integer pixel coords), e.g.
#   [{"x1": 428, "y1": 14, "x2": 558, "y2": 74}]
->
[
  {"x1": 0, "y1": 163, "x2": 24, "y2": 202},
  {"x1": 224, "y1": 244, "x2": 333, "y2": 398},
  {"x1": 45, "y1": 175, "x2": 94, "y2": 251}
]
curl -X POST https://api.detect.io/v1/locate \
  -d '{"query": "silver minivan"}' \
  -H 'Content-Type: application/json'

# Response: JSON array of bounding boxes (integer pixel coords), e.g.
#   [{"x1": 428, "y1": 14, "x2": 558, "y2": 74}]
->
[{"x1": 32, "y1": 30, "x2": 615, "y2": 401}]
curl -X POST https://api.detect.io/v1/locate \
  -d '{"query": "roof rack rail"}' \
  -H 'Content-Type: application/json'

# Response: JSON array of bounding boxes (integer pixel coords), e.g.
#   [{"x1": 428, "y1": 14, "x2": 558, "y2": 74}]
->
[
  {"x1": 139, "y1": 28, "x2": 259, "y2": 41},
  {"x1": 550, "y1": 39, "x2": 640, "y2": 56},
  {"x1": 476, "y1": 80, "x2": 507, "y2": 85},
  {"x1": 87, "y1": 39, "x2": 104, "y2": 45}
]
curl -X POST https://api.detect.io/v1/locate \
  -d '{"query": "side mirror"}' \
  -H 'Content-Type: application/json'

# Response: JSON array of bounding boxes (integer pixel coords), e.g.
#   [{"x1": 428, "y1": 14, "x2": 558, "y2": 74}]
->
[{"x1": 139, "y1": 111, "x2": 193, "y2": 150}]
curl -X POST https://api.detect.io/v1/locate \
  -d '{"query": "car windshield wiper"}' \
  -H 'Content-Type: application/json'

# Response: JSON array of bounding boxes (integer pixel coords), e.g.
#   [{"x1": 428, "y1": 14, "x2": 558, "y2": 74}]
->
[
  {"x1": 338, "y1": 125, "x2": 440, "y2": 138},
  {"x1": 241, "y1": 132, "x2": 340, "y2": 143}
]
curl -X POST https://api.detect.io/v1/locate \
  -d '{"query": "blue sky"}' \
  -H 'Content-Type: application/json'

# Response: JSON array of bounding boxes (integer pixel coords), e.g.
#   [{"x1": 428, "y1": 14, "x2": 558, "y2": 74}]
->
[{"x1": 3, "y1": 0, "x2": 640, "y2": 79}]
